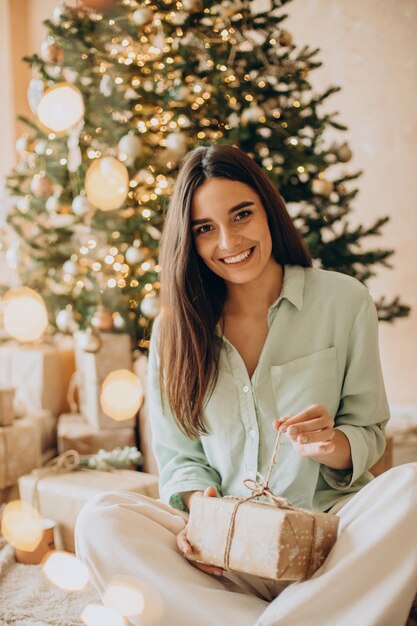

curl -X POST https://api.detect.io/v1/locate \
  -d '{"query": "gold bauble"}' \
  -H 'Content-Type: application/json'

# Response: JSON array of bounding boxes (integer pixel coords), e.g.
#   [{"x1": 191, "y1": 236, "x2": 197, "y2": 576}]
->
[
  {"x1": 85, "y1": 157, "x2": 129, "y2": 211},
  {"x1": 311, "y1": 178, "x2": 333, "y2": 197},
  {"x1": 279, "y1": 30, "x2": 293, "y2": 46}
]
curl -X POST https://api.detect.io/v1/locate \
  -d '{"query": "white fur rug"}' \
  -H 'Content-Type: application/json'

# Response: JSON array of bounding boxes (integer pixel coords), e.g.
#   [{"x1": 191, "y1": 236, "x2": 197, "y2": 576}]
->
[{"x1": 0, "y1": 537, "x2": 99, "y2": 626}]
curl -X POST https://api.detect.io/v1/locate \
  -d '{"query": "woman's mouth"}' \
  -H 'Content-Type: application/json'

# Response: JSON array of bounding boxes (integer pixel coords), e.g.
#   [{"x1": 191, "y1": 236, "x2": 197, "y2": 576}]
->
[{"x1": 220, "y1": 246, "x2": 255, "y2": 265}]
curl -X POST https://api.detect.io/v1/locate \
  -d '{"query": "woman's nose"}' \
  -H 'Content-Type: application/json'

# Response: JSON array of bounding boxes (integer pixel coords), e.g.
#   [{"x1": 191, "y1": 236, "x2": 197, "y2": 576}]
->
[{"x1": 218, "y1": 226, "x2": 241, "y2": 251}]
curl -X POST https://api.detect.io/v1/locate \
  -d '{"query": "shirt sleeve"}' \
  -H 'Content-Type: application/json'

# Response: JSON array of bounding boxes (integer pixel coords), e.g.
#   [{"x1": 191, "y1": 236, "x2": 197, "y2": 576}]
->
[
  {"x1": 320, "y1": 292, "x2": 390, "y2": 491},
  {"x1": 147, "y1": 322, "x2": 222, "y2": 511}
]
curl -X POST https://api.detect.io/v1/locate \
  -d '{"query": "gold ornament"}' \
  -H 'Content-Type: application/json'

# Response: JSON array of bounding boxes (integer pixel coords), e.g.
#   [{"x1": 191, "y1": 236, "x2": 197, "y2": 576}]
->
[
  {"x1": 132, "y1": 7, "x2": 154, "y2": 26},
  {"x1": 85, "y1": 157, "x2": 129, "y2": 211},
  {"x1": 125, "y1": 245, "x2": 145, "y2": 265},
  {"x1": 31, "y1": 173, "x2": 54, "y2": 198},
  {"x1": 91, "y1": 305, "x2": 114, "y2": 332},
  {"x1": 279, "y1": 30, "x2": 293, "y2": 47},
  {"x1": 40, "y1": 40, "x2": 64, "y2": 65},
  {"x1": 337, "y1": 143, "x2": 352, "y2": 163},
  {"x1": 311, "y1": 178, "x2": 333, "y2": 197},
  {"x1": 140, "y1": 296, "x2": 160, "y2": 319}
]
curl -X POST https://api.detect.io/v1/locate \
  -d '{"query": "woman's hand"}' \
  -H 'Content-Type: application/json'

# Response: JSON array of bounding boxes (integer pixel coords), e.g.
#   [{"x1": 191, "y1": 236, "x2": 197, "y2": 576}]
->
[
  {"x1": 273, "y1": 403, "x2": 352, "y2": 469},
  {"x1": 176, "y1": 486, "x2": 223, "y2": 577},
  {"x1": 273, "y1": 403, "x2": 335, "y2": 457}
]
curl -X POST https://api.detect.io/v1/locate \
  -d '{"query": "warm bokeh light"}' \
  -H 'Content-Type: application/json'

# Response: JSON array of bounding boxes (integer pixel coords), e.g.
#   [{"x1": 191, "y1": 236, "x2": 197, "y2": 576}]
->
[
  {"x1": 43, "y1": 551, "x2": 90, "y2": 591},
  {"x1": 1, "y1": 500, "x2": 43, "y2": 551},
  {"x1": 100, "y1": 370, "x2": 143, "y2": 421},
  {"x1": 103, "y1": 576, "x2": 165, "y2": 623},
  {"x1": 3, "y1": 287, "x2": 48, "y2": 341},
  {"x1": 85, "y1": 157, "x2": 129, "y2": 211},
  {"x1": 81, "y1": 604, "x2": 126, "y2": 626},
  {"x1": 37, "y1": 83, "x2": 84, "y2": 133},
  {"x1": 102, "y1": 576, "x2": 145, "y2": 617}
]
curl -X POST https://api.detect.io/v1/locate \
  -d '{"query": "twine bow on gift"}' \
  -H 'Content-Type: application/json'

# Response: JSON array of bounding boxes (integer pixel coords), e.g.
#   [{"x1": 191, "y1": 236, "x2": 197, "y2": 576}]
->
[
  {"x1": 30, "y1": 450, "x2": 82, "y2": 511},
  {"x1": 223, "y1": 429, "x2": 317, "y2": 577}
]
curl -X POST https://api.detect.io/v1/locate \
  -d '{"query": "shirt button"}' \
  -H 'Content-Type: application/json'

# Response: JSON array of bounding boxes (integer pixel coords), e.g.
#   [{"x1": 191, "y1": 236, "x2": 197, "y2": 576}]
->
[
  {"x1": 249, "y1": 429, "x2": 256, "y2": 438},
  {"x1": 243, "y1": 385, "x2": 250, "y2": 393}
]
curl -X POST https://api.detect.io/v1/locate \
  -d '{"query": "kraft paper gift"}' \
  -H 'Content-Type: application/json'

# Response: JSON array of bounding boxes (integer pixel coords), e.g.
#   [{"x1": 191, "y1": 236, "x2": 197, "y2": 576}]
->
[
  {"x1": 0, "y1": 416, "x2": 43, "y2": 489},
  {"x1": 18, "y1": 452, "x2": 159, "y2": 552},
  {"x1": 74, "y1": 332, "x2": 134, "y2": 430},
  {"x1": 186, "y1": 432, "x2": 339, "y2": 581},
  {"x1": 0, "y1": 343, "x2": 75, "y2": 417},
  {"x1": 0, "y1": 388, "x2": 15, "y2": 426},
  {"x1": 57, "y1": 413, "x2": 135, "y2": 455}
]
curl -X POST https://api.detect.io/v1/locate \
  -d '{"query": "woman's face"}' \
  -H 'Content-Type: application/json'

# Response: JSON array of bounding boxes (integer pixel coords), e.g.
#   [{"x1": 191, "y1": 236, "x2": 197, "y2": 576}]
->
[{"x1": 190, "y1": 177, "x2": 274, "y2": 286}]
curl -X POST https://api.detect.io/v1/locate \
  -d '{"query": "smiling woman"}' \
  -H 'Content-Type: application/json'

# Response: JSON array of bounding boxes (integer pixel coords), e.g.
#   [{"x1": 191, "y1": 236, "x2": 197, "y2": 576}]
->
[
  {"x1": 75, "y1": 145, "x2": 417, "y2": 626},
  {"x1": 159, "y1": 145, "x2": 311, "y2": 438}
]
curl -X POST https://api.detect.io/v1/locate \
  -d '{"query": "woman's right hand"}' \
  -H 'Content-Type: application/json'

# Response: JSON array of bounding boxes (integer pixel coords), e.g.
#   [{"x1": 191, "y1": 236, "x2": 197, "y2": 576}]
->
[{"x1": 176, "y1": 486, "x2": 224, "y2": 577}]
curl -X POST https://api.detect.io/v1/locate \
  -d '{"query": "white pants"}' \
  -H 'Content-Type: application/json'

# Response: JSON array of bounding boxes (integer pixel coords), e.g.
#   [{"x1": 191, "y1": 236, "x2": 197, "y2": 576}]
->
[{"x1": 75, "y1": 464, "x2": 417, "y2": 626}]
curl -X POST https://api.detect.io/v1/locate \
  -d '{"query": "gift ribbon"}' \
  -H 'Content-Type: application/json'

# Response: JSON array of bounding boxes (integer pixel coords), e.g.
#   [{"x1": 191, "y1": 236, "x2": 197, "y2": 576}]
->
[
  {"x1": 223, "y1": 429, "x2": 318, "y2": 579},
  {"x1": 30, "y1": 449, "x2": 82, "y2": 511}
]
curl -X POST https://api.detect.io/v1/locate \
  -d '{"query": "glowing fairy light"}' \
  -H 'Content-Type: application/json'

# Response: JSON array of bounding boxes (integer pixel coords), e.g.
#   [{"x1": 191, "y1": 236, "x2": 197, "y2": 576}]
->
[
  {"x1": 81, "y1": 604, "x2": 126, "y2": 626},
  {"x1": 1, "y1": 501, "x2": 43, "y2": 551},
  {"x1": 43, "y1": 551, "x2": 90, "y2": 591},
  {"x1": 100, "y1": 370, "x2": 143, "y2": 421}
]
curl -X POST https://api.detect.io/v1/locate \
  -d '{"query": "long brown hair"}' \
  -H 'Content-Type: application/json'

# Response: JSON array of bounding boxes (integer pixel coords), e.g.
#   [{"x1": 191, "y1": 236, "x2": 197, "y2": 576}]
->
[{"x1": 158, "y1": 145, "x2": 311, "y2": 438}]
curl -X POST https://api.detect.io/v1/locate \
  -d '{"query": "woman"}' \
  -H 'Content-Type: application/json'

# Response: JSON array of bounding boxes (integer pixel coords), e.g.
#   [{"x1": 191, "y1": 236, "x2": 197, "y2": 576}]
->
[{"x1": 76, "y1": 145, "x2": 417, "y2": 626}]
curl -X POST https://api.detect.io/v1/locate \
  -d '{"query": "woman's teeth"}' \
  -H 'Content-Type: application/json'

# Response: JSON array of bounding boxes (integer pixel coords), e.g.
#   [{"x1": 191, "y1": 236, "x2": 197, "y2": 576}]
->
[{"x1": 222, "y1": 247, "x2": 253, "y2": 264}]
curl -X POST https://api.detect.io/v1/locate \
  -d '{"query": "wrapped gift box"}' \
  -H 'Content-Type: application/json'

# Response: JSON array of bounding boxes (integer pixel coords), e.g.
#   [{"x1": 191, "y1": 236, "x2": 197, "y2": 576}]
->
[
  {"x1": 0, "y1": 416, "x2": 43, "y2": 489},
  {"x1": 0, "y1": 343, "x2": 75, "y2": 417},
  {"x1": 74, "y1": 332, "x2": 134, "y2": 430},
  {"x1": 0, "y1": 388, "x2": 15, "y2": 426},
  {"x1": 57, "y1": 413, "x2": 135, "y2": 455},
  {"x1": 187, "y1": 495, "x2": 339, "y2": 581},
  {"x1": 19, "y1": 468, "x2": 159, "y2": 552}
]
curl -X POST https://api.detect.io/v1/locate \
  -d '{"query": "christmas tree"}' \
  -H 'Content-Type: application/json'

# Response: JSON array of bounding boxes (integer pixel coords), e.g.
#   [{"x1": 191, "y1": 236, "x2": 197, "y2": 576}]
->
[{"x1": 3, "y1": 0, "x2": 409, "y2": 351}]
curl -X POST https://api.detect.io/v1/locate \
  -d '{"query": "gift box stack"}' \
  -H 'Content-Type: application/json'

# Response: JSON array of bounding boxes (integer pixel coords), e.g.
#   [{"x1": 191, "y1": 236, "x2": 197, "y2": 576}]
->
[
  {"x1": 58, "y1": 332, "x2": 138, "y2": 455},
  {"x1": 0, "y1": 340, "x2": 75, "y2": 502},
  {"x1": 15, "y1": 332, "x2": 160, "y2": 551}
]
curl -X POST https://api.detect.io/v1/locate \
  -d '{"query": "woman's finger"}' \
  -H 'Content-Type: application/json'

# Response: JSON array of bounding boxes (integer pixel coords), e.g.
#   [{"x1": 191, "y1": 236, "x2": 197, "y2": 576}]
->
[
  {"x1": 284, "y1": 416, "x2": 333, "y2": 435},
  {"x1": 176, "y1": 527, "x2": 192, "y2": 555},
  {"x1": 296, "y1": 428, "x2": 335, "y2": 445},
  {"x1": 204, "y1": 486, "x2": 218, "y2": 497},
  {"x1": 296, "y1": 440, "x2": 336, "y2": 456},
  {"x1": 279, "y1": 405, "x2": 326, "y2": 430},
  {"x1": 189, "y1": 560, "x2": 223, "y2": 577}
]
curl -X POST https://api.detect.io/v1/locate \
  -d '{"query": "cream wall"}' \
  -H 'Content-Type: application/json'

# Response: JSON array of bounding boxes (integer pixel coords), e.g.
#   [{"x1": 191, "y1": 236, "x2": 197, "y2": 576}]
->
[{"x1": 2, "y1": 0, "x2": 416, "y2": 404}]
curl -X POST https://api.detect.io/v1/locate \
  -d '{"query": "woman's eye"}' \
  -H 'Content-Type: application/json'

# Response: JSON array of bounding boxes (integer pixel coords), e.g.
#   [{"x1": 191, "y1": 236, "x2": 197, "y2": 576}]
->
[
  {"x1": 196, "y1": 224, "x2": 212, "y2": 235},
  {"x1": 235, "y1": 210, "x2": 252, "y2": 221}
]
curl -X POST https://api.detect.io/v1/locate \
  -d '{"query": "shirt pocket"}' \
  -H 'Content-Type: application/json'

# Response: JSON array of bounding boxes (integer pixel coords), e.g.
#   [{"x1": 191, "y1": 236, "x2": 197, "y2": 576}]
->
[{"x1": 270, "y1": 347, "x2": 339, "y2": 425}]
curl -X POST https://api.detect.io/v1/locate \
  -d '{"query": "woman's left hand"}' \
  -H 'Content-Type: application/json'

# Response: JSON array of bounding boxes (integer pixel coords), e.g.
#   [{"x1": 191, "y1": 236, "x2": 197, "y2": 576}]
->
[{"x1": 273, "y1": 403, "x2": 336, "y2": 457}]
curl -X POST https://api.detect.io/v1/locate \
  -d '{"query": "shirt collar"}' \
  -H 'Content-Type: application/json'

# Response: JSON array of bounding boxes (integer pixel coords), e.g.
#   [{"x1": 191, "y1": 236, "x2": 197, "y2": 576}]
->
[
  {"x1": 215, "y1": 264, "x2": 305, "y2": 336},
  {"x1": 269, "y1": 264, "x2": 305, "y2": 312}
]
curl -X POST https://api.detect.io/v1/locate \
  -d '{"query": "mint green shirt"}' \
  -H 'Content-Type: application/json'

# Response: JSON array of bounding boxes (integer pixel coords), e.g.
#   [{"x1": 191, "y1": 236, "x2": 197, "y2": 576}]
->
[{"x1": 148, "y1": 265, "x2": 389, "y2": 513}]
